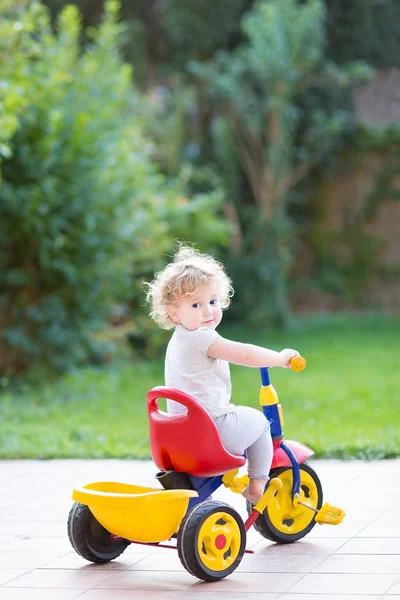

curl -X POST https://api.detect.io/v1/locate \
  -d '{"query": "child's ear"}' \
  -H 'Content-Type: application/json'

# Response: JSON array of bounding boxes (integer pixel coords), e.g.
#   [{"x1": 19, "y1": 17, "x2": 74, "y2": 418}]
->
[{"x1": 166, "y1": 303, "x2": 180, "y2": 324}]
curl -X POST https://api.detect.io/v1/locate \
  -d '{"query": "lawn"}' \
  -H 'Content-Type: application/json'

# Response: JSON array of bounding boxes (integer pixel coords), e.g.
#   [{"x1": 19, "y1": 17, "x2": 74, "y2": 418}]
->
[{"x1": 0, "y1": 313, "x2": 399, "y2": 460}]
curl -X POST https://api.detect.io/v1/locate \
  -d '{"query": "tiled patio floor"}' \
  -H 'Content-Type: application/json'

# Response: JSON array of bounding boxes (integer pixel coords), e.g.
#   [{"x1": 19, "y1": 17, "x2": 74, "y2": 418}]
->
[{"x1": 1, "y1": 458, "x2": 400, "y2": 599}]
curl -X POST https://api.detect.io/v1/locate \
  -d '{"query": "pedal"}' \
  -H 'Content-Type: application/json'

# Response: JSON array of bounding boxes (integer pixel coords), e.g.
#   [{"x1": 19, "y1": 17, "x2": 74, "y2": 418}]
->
[
  {"x1": 295, "y1": 495, "x2": 346, "y2": 526},
  {"x1": 254, "y1": 477, "x2": 282, "y2": 514},
  {"x1": 315, "y1": 503, "x2": 346, "y2": 526},
  {"x1": 222, "y1": 469, "x2": 249, "y2": 494},
  {"x1": 244, "y1": 478, "x2": 283, "y2": 532}
]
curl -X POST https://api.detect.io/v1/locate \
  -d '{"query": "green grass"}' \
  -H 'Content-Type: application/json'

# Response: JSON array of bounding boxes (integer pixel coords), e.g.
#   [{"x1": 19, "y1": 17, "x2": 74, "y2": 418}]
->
[{"x1": 1, "y1": 313, "x2": 399, "y2": 460}]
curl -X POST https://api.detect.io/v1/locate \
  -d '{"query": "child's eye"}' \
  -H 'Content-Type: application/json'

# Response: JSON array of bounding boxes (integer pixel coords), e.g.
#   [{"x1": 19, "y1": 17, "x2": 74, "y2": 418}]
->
[
  {"x1": 192, "y1": 302, "x2": 200, "y2": 309},
  {"x1": 210, "y1": 299, "x2": 218, "y2": 305}
]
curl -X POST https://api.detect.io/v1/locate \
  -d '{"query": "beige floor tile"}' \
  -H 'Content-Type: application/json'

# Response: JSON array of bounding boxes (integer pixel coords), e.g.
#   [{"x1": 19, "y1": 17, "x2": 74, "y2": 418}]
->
[
  {"x1": 43, "y1": 551, "x2": 148, "y2": 570},
  {"x1": 377, "y1": 507, "x2": 400, "y2": 521},
  {"x1": 1, "y1": 498, "x2": 73, "y2": 521},
  {"x1": 236, "y1": 552, "x2": 325, "y2": 573},
  {"x1": 27, "y1": 521, "x2": 68, "y2": 536},
  {"x1": 125, "y1": 541, "x2": 178, "y2": 554},
  {"x1": 170, "y1": 594, "x2": 279, "y2": 600},
  {"x1": 358, "y1": 521, "x2": 400, "y2": 537},
  {"x1": 244, "y1": 529, "x2": 263, "y2": 547},
  {"x1": 127, "y1": 552, "x2": 185, "y2": 571},
  {"x1": 306, "y1": 519, "x2": 370, "y2": 538},
  {"x1": 79, "y1": 592, "x2": 175, "y2": 600},
  {"x1": 95, "y1": 569, "x2": 301, "y2": 592},
  {"x1": 3, "y1": 506, "x2": 69, "y2": 522},
  {"x1": 388, "y1": 582, "x2": 400, "y2": 594},
  {"x1": 0, "y1": 589, "x2": 81, "y2": 600},
  {"x1": 279, "y1": 594, "x2": 382, "y2": 600},
  {"x1": 1, "y1": 459, "x2": 400, "y2": 598},
  {"x1": 126, "y1": 549, "x2": 324, "y2": 576},
  {"x1": 252, "y1": 537, "x2": 348, "y2": 555},
  {"x1": 313, "y1": 553, "x2": 400, "y2": 573},
  {"x1": 1, "y1": 535, "x2": 73, "y2": 553},
  {"x1": 0, "y1": 551, "x2": 64, "y2": 569},
  {"x1": 333, "y1": 489, "x2": 399, "y2": 511},
  {"x1": 0, "y1": 537, "x2": 15, "y2": 545},
  {"x1": 0, "y1": 569, "x2": 32, "y2": 585},
  {"x1": 335, "y1": 537, "x2": 400, "y2": 554},
  {"x1": 0, "y1": 522, "x2": 44, "y2": 536},
  {"x1": 336, "y1": 507, "x2": 384, "y2": 521},
  {"x1": 3, "y1": 567, "x2": 117, "y2": 589},
  {"x1": 78, "y1": 591, "x2": 277, "y2": 600},
  {"x1": 182, "y1": 571, "x2": 302, "y2": 593},
  {"x1": 94, "y1": 569, "x2": 197, "y2": 591},
  {"x1": 287, "y1": 572, "x2": 399, "y2": 595}
]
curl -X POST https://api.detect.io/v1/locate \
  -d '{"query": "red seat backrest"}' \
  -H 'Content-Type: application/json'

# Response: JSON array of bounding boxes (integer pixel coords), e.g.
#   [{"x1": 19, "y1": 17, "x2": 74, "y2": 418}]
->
[{"x1": 147, "y1": 386, "x2": 245, "y2": 478}]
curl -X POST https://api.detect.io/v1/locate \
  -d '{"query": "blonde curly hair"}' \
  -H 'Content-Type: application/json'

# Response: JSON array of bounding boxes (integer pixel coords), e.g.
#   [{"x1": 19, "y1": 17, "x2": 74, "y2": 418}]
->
[{"x1": 145, "y1": 244, "x2": 234, "y2": 330}]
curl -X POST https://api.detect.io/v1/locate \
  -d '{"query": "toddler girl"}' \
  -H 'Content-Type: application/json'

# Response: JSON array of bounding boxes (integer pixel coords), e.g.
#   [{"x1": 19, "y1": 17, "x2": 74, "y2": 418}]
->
[{"x1": 146, "y1": 244, "x2": 299, "y2": 504}]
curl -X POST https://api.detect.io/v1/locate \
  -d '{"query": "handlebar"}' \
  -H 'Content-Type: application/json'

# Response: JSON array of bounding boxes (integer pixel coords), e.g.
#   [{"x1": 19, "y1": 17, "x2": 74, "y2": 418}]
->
[
  {"x1": 260, "y1": 355, "x2": 306, "y2": 385},
  {"x1": 289, "y1": 356, "x2": 306, "y2": 372}
]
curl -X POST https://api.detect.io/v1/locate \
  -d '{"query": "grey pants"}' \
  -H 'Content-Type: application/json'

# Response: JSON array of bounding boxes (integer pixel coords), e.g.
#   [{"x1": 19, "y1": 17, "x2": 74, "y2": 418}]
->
[{"x1": 214, "y1": 406, "x2": 273, "y2": 480}]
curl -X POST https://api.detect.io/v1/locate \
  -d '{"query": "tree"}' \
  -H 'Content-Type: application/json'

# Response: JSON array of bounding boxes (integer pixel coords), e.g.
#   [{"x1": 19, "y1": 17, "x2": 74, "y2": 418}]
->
[{"x1": 191, "y1": 0, "x2": 371, "y2": 325}]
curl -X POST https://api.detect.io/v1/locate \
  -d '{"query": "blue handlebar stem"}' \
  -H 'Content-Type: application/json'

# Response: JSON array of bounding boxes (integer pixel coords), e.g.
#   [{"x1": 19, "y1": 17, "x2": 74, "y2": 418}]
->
[{"x1": 260, "y1": 367, "x2": 270, "y2": 386}]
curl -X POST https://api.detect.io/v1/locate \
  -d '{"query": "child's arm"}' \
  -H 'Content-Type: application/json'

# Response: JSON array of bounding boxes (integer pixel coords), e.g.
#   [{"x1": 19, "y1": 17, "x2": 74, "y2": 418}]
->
[{"x1": 207, "y1": 336, "x2": 299, "y2": 368}]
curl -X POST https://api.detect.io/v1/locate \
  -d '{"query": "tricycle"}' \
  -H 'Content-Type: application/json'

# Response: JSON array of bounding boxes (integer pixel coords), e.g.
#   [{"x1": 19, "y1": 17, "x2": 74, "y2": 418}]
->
[{"x1": 68, "y1": 356, "x2": 345, "y2": 582}]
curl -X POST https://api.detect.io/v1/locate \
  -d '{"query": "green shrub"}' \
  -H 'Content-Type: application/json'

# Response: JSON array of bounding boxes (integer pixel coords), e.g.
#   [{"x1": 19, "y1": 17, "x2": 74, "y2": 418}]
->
[{"x1": 0, "y1": 1, "x2": 230, "y2": 373}]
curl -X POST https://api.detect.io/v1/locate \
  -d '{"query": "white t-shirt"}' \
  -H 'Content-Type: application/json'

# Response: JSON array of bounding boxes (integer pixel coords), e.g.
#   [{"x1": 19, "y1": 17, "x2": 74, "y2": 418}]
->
[{"x1": 165, "y1": 325, "x2": 236, "y2": 418}]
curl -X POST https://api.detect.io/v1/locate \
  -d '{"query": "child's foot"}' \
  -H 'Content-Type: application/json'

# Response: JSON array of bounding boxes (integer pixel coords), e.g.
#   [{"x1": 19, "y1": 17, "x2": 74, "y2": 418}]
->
[{"x1": 242, "y1": 479, "x2": 267, "y2": 505}]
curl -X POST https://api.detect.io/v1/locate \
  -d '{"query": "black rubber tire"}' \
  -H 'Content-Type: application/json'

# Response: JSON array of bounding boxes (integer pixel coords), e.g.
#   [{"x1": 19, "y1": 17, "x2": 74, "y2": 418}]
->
[
  {"x1": 177, "y1": 500, "x2": 246, "y2": 582},
  {"x1": 246, "y1": 462, "x2": 323, "y2": 544},
  {"x1": 67, "y1": 502, "x2": 129, "y2": 563}
]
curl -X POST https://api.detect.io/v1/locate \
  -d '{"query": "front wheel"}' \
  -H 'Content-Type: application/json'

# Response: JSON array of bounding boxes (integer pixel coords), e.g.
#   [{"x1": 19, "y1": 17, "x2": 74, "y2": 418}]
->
[
  {"x1": 246, "y1": 462, "x2": 323, "y2": 543},
  {"x1": 68, "y1": 502, "x2": 129, "y2": 563},
  {"x1": 177, "y1": 500, "x2": 246, "y2": 581}
]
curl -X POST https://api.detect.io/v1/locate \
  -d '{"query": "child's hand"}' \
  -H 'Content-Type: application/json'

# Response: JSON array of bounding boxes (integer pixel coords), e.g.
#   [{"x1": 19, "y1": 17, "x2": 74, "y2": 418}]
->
[{"x1": 279, "y1": 348, "x2": 300, "y2": 368}]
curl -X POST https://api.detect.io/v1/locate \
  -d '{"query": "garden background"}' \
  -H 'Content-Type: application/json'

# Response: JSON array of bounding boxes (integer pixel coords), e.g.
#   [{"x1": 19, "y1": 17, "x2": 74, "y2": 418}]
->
[{"x1": 1, "y1": 0, "x2": 399, "y2": 460}]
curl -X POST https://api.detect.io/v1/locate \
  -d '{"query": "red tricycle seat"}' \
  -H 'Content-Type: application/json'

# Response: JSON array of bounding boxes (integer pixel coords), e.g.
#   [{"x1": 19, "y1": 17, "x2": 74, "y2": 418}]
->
[{"x1": 146, "y1": 386, "x2": 246, "y2": 478}]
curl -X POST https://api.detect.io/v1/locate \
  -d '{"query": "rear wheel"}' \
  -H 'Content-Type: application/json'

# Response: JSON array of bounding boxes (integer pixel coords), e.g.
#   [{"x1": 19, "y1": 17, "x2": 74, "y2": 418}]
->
[
  {"x1": 246, "y1": 462, "x2": 323, "y2": 543},
  {"x1": 178, "y1": 500, "x2": 246, "y2": 581},
  {"x1": 68, "y1": 502, "x2": 129, "y2": 563}
]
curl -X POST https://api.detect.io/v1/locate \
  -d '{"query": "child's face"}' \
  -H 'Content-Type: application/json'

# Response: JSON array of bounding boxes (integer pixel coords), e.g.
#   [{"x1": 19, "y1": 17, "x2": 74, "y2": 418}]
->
[{"x1": 169, "y1": 282, "x2": 223, "y2": 331}]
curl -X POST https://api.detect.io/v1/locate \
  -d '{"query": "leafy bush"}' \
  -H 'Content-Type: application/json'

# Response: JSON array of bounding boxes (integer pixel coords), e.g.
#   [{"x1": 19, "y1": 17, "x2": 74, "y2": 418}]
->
[
  {"x1": 0, "y1": 1, "x2": 230, "y2": 374},
  {"x1": 0, "y1": 1, "x2": 143, "y2": 372}
]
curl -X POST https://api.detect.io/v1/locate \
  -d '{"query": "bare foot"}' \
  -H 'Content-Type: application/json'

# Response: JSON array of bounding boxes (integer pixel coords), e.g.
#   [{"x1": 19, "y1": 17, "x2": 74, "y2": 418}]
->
[{"x1": 242, "y1": 480, "x2": 267, "y2": 505}]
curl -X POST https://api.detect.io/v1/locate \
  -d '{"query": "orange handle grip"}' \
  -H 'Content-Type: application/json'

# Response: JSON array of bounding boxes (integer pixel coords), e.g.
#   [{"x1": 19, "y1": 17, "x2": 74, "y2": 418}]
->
[{"x1": 290, "y1": 355, "x2": 306, "y2": 372}]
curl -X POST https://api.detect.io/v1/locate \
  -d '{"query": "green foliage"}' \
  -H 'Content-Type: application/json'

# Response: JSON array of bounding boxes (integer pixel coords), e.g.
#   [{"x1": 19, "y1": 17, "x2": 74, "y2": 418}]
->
[
  {"x1": 17, "y1": 0, "x2": 398, "y2": 330},
  {"x1": 312, "y1": 226, "x2": 384, "y2": 304},
  {"x1": 325, "y1": 0, "x2": 400, "y2": 68},
  {"x1": 0, "y1": 1, "x2": 43, "y2": 160},
  {"x1": 44, "y1": 0, "x2": 253, "y2": 83},
  {"x1": 0, "y1": 1, "x2": 144, "y2": 371},
  {"x1": 310, "y1": 124, "x2": 400, "y2": 303},
  {"x1": 0, "y1": 1, "x2": 230, "y2": 373},
  {"x1": 137, "y1": 81, "x2": 199, "y2": 176},
  {"x1": 190, "y1": 0, "x2": 371, "y2": 326},
  {"x1": 161, "y1": 0, "x2": 252, "y2": 65}
]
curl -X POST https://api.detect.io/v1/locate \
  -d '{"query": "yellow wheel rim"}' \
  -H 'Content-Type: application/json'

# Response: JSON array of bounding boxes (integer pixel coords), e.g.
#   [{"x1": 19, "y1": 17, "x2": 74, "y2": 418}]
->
[
  {"x1": 267, "y1": 468, "x2": 320, "y2": 535},
  {"x1": 196, "y1": 511, "x2": 242, "y2": 572}
]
